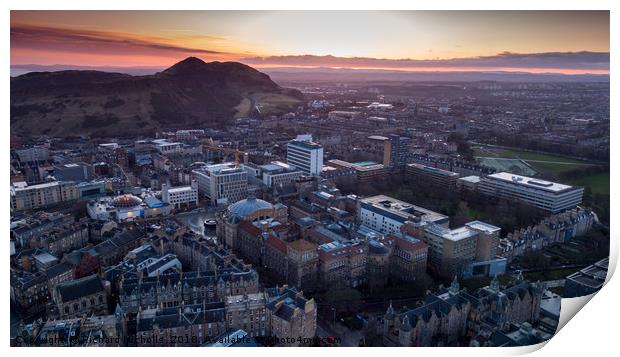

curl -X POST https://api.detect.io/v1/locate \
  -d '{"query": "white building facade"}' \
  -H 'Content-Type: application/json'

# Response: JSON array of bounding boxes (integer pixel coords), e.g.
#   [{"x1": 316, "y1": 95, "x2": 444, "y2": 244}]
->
[
  {"x1": 192, "y1": 163, "x2": 248, "y2": 206},
  {"x1": 161, "y1": 180, "x2": 199, "y2": 209},
  {"x1": 286, "y1": 139, "x2": 323, "y2": 176},
  {"x1": 479, "y1": 172, "x2": 584, "y2": 213}
]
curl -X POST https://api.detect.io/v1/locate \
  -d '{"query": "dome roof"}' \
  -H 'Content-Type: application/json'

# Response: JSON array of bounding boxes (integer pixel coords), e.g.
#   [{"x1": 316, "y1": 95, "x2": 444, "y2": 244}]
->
[
  {"x1": 112, "y1": 194, "x2": 142, "y2": 208},
  {"x1": 228, "y1": 196, "x2": 273, "y2": 219}
]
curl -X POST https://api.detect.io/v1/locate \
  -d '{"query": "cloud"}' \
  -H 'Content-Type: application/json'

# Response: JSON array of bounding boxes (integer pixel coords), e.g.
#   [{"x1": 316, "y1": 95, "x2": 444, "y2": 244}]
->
[
  {"x1": 240, "y1": 52, "x2": 609, "y2": 71},
  {"x1": 11, "y1": 25, "x2": 228, "y2": 57}
]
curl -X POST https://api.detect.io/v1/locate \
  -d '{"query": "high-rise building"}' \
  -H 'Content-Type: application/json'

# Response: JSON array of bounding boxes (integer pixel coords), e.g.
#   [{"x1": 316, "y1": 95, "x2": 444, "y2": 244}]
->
[
  {"x1": 192, "y1": 163, "x2": 248, "y2": 206},
  {"x1": 385, "y1": 134, "x2": 412, "y2": 170},
  {"x1": 479, "y1": 172, "x2": 584, "y2": 213},
  {"x1": 286, "y1": 138, "x2": 323, "y2": 176}
]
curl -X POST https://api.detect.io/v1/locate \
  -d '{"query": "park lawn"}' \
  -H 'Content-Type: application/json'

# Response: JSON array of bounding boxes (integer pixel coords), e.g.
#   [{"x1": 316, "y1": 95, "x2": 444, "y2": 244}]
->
[
  {"x1": 477, "y1": 147, "x2": 603, "y2": 177},
  {"x1": 568, "y1": 173, "x2": 610, "y2": 195},
  {"x1": 526, "y1": 160, "x2": 585, "y2": 176},
  {"x1": 496, "y1": 149, "x2": 585, "y2": 164}
]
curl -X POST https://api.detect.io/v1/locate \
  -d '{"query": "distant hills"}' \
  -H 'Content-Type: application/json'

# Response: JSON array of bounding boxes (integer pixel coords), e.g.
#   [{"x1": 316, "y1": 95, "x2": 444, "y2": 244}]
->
[
  {"x1": 12, "y1": 63, "x2": 610, "y2": 83},
  {"x1": 10, "y1": 57, "x2": 304, "y2": 137},
  {"x1": 261, "y1": 67, "x2": 610, "y2": 84}
]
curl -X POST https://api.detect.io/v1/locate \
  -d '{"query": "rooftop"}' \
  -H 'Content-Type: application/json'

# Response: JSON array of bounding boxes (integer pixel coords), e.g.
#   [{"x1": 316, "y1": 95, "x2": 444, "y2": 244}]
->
[
  {"x1": 407, "y1": 163, "x2": 460, "y2": 177},
  {"x1": 287, "y1": 140, "x2": 322, "y2": 150},
  {"x1": 360, "y1": 195, "x2": 448, "y2": 225},
  {"x1": 486, "y1": 172, "x2": 577, "y2": 193}
]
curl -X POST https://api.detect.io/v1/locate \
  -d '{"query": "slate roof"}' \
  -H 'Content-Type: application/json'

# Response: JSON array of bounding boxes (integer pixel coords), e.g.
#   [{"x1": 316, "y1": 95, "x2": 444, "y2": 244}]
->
[{"x1": 56, "y1": 274, "x2": 104, "y2": 302}]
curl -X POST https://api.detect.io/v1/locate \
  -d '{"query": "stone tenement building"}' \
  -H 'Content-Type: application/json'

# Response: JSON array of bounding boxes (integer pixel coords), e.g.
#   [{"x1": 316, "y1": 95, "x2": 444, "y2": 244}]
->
[
  {"x1": 264, "y1": 286, "x2": 317, "y2": 346},
  {"x1": 127, "y1": 285, "x2": 316, "y2": 346},
  {"x1": 223, "y1": 286, "x2": 317, "y2": 346},
  {"x1": 37, "y1": 222, "x2": 89, "y2": 257},
  {"x1": 163, "y1": 228, "x2": 254, "y2": 274},
  {"x1": 134, "y1": 302, "x2": 227, "y2": 347},
  {"x1": 499, "y1": 207, "x2": 596, "y2": 261},
  {"x1": 118, "y1": 269, "x2": 259, "y2": 314},
  {"x1": 382, "y1": 276, "x2": 545, "y2": 347}
]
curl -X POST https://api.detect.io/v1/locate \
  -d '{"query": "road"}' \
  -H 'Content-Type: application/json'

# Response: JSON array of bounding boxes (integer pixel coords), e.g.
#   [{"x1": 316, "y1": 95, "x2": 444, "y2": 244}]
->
[{"x1": 316, "y1": 319, "x2": 364, "y2": 347}]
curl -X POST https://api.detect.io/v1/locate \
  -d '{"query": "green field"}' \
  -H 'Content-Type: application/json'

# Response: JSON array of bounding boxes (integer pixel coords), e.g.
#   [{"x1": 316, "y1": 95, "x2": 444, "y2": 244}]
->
[
  {"x1": 475, "y1": 147, "x2": 592, "y2": 175},
  {"x1": 571, "y1": 173, "x2": 610, "y2": 195},
  {"x1": 474, "y1": 146, "x2": 609, "y2": 200},
  {"x1": 494, "y1": 149, "x2": 592, "y2": 176}
]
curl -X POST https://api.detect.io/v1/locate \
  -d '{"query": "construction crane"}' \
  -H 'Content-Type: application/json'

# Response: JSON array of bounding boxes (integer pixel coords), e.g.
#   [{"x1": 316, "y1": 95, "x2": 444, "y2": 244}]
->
[{"x1": 202, "y1": 143, "x2": 248, "y2": 167}]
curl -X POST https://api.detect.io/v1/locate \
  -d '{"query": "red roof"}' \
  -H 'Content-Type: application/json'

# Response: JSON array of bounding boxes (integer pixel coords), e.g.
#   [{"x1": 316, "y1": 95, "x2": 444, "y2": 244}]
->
[
  {"x1": 238, "y1": 220, "x2": 261, "y2": 236},
  {"x1": 264, "y1": 235, "x2": 288, "y2": 254}
]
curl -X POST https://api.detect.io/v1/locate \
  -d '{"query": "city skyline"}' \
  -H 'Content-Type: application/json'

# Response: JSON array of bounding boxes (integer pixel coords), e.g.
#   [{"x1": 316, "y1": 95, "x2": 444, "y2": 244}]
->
[{"x1": 11, "y1": 11, "x2": 610, "y2": 75}]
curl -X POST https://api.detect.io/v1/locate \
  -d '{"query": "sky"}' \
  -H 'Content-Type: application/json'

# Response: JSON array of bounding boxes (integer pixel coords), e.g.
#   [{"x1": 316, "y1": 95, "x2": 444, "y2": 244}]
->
[{"x1": 10, "y1": 11, "x2": 610, "y2": 75}]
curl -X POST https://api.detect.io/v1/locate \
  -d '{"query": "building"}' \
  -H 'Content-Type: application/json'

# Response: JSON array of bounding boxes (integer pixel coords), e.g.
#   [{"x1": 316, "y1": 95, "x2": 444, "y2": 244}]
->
[
  {"x1": 53, "y1": 274, "x2": 108, "y2": 319},
  {"x1": 161, "y1": 180, "x2": 199, "y2": 209},
  {"x1": 38, "y1": 222, "x2": 89, "y2": 256},
  {"x1": 10, "y1": 270, "x2": 50, "y2": 317},
  {"x1": 235, "y1": 218, "x2": 318, "y2": 290},
  {"x1": 564, "y1": 257, "x2": 608, "y2": 298},
  {"x1": 11, "y1": 211, "x2": 73, "y2": 250},
  {"x1": 385, "y1": 134, "x2": 412, "y2": 170},
  {"x1": 135, "y1": 302, "x2": 226, "y2": 346},
  {"x1": 402, "y1": 220, "x2": 503, "y2": 278},
  {"x1": 15, "y1": 146, "x2": 50, "y2": 164},
  {"x1": 327, "y1": 160, "x2": 388, "y2": 184},
  {"x1": 479, "y1": 172, "x2": 584, "y2": 213},
  {"x1": 286, "y1": 138, "x2": 323, "y2": 176},
  {"x1": 206, "y1": 329, "x2": 260, "y2": 347},
  {"x1": 87, "y1": 194, "x2": 171, "y2": 222},
  {"x1": 20, "y1": 315, "x2": 120, "y2": 346},
  {"x1": 382, "y1": 276, "x2": 545, "y2": 347},
  {"x1": 45, "y1": 261, "x2": 74, "y2": 292},
  {"x1": 457, "y1": 175, "x2": 481, "y2": 191},
  {"x1": 53, "y1": 162, "x2": 94, "y2": 182},
  {"x1": 258, "y1": 161, "x2": 304, "y2": 188},
  {"x1": 383, "y1": 234, "x2": 429, "y2": 283},
  {"x1": 327, "y1": 110, "x2": 360, "y2": 121},
  {"x1": 358, "y1": 195, "x2": 449, "y2": 235},
  {"x1": 318, "y1": 240, "x2": 368, "y2": 288},
  {"x1": 10, "y1": 181, "x2": 78, "y2": 211},
  {"x1": 499, "y1": 207, "x2": 595, "y2": 261},
  {"x1": 406, "y1": 163, "x2": 460, "y2": 190},
  {"x1": 264, "y1": 286, "x2": 317, "y2": 346},
  {"x1": 487, "y1": 322, "x2": 552, "y2": 347},
  {"x1": 217, "y1": 195, "x2": 288, "y2": 249},
  {"x1": 223, "y1": 285, "x2": 318, "y2": 346},
  {"x1": 192, "y1": 163, "x2": 248, "y2": 205},
  {"x1": 225, "y1": 293, "x2": 268, "y2": 338}
]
